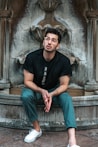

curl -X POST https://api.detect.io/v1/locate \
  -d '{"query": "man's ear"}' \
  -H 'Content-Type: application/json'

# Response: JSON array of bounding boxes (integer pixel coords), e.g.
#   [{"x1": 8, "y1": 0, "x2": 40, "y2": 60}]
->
[
  {"x1": 56, "y1": 44, "x2": 60, "y2": 50},
  {"x1": 42, "y1": 40, "x2": 45, "y2": 47}
]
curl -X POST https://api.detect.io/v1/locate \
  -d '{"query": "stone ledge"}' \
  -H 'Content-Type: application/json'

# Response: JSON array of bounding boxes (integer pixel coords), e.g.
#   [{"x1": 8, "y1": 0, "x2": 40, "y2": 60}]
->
[
  {"x1": 0, "y1": 118, "x2": 98, "y2": 131},
  {"x1": 0, "y1": 93, "x2": 98, "y2": 106},
  {"x1": 9, "y1": 87, "x2": 84, "y2": 96},
  {"x1": 0, "y1": 93, "x2": 98, "y2": 130}
]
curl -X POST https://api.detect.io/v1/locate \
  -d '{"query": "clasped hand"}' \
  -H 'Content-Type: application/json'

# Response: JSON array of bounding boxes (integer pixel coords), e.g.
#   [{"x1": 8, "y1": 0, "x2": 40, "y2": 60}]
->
[{"x1": 41, "y1": 89, "x2": 52, "y2": 112}]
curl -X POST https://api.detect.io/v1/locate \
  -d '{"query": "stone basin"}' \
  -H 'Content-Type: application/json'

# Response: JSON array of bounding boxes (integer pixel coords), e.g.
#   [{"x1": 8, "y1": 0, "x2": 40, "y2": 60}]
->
[{"x1": 0, "y1": 93, "x2": 98, "y2": 131}]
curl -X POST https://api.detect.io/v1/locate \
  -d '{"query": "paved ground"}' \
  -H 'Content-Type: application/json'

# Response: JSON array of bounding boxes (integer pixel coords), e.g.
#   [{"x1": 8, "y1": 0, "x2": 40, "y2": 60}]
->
[{"x1": 0, "y1": 127, "x2": 98, "y2": 147}]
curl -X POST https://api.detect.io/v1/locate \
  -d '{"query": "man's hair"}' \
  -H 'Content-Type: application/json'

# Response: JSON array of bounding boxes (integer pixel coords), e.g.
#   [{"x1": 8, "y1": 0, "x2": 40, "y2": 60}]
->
[{"x1": 44, "y1": 28, "x2": 62, "y2": 43}]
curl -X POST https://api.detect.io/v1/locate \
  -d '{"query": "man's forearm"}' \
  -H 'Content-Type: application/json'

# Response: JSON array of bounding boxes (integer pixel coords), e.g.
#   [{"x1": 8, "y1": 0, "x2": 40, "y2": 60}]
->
[
  {"x1": 24, "y1": 81, "x2": 43, "y2": 93},
  {"x1": 51, "y1": 84, "x2": 68, "y2": 97}
]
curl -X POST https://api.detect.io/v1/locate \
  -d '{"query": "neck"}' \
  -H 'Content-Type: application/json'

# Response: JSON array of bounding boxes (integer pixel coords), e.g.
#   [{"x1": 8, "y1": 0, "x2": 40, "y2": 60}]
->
[{"x1": 43, "y1": 50, "x2": 56, "y2": 61}]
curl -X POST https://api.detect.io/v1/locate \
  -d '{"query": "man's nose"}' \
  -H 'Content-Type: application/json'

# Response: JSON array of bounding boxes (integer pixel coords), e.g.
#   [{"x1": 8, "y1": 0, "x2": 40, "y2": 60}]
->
[{"x1": 48, "y1": 39, "x2": 52, "y2": 44}]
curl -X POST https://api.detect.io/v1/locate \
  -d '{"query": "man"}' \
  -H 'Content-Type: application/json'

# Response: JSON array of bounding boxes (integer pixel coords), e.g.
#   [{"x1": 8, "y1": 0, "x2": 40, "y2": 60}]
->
[{"x1": 21, "y1": 28, "x2": 80, "y2": 147}]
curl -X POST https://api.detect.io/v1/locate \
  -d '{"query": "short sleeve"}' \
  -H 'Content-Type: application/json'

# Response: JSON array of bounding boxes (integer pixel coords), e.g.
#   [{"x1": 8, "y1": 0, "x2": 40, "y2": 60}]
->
[
  {"x1": 23, "y1": 53, "x2": 34, "y2": 73},
  {"x1": 60, "y1": 57, "x2": 72, "y2": 77}
]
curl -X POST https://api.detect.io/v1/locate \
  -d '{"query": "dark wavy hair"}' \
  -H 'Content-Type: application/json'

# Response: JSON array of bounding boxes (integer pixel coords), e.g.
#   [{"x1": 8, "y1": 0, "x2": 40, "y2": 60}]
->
[{"x1": 44, "y1": 28, "x2": 62, "y2": 43}]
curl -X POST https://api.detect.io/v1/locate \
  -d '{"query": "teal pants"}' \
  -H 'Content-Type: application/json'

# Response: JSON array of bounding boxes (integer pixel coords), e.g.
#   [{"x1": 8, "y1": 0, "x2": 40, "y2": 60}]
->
[{"x1": 21, "y1": 87, "x2": 77, "y2": 129}]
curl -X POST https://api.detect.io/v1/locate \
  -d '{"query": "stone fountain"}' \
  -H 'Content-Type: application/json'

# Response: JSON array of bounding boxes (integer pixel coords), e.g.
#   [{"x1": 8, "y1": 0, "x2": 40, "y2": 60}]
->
[
  {"x1": 0, "y1": 0, "x2": 98, "y2": 130},
  {"x1": 10, "y1": 0, "x2": 88, "y2": 89}
]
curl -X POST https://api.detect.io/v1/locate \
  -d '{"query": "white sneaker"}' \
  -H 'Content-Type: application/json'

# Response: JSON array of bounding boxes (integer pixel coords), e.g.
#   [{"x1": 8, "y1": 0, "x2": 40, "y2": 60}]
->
[
  {"x1": 67, "y1": 144, "x2": 80, "y2": 147},
  {"x1": 24, "y1": 129, "x2": 42, "y2": 143}
]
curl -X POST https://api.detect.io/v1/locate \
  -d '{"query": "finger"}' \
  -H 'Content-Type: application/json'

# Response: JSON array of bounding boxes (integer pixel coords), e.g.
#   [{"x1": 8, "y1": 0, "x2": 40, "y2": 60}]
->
[
  {"x1": 44, "y1": 103, "x2": 50, "y2": 112},
  {"x1": 44, "y1": 106, "x2": 49, "y2": 112},
  {"x1": 45, "y1": 99, "x2": 47, "y2": 102}
]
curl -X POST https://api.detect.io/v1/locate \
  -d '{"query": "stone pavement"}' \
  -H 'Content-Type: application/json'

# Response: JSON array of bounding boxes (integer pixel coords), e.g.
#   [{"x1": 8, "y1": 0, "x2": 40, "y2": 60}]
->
[{"x1": 0, "y1": 127, "x2": 98, "y2": 147}]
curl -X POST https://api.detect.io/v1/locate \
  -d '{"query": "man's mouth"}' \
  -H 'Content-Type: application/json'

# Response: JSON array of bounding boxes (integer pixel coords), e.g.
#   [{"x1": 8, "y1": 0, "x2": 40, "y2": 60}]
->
[{"x1": 46, "y1": 45, "x2": 51, "y2": 49}]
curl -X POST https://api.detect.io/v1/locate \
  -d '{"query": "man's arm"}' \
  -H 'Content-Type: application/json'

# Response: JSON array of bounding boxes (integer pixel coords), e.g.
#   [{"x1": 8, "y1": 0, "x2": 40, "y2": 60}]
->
[
  {"x1": 23, "y1": 69, "x2": 51, "y2": 105},
  {"x1": 24, "y1": 69, "x2": 43, "y2": 93},
  {"x1": 50, "y1": 75, "x2": 70, "y2": 97},
  {"x1": 44, "y1": 75, "x2": 70, "y2": 112}
]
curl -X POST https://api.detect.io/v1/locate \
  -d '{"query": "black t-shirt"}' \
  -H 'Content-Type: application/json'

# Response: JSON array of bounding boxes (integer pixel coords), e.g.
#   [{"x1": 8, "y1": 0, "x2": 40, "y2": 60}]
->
[{"x1": 23, "y1": 49, "x2": 72, "y2": 89}]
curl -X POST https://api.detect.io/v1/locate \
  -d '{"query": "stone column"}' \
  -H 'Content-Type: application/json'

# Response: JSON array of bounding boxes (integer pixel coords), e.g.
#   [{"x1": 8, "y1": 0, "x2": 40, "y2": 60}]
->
[
  {"x1": 0, "y1": 10, "x2": 12, "y2": 90},
  {"x1": 85, "y1": 10, "x2": 98, "y2": 93},
  {"x1": 96, "y1": 21, "x2": 98, "y2": 82}
]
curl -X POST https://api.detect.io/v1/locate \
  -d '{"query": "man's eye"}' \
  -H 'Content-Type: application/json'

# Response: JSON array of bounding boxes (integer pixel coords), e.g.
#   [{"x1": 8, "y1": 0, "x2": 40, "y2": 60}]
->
[
  {"x1": 52, "y1": 39, "x2": 57, "y2": 42},
  {"x1": 44, "y1": 37, "x2": 58, "y2": 43}
]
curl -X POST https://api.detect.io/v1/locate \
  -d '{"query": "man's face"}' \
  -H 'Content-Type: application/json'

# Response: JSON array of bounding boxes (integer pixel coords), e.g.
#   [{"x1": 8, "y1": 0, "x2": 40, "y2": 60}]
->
[{"x1": 43, "y1": 33, "x2": 60, "y2": 52}]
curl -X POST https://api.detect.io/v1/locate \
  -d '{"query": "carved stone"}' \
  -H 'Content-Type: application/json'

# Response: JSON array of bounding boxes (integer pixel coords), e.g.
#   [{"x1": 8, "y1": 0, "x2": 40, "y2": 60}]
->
[
  {"x1": 30, "y1": 0, "x2": 67, "y2": 42},
  {"x1": 0, "y1": 0, "x2": 98, "y2": 130},
  {"x1": 0, "y1": 0, "x2": 98, "y2": 93}
]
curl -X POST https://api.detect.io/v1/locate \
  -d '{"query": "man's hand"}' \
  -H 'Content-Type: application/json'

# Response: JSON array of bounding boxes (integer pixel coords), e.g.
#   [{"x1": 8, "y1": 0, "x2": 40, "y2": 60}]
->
[
  {"x1": 44, "y1": 95, "x2": 52, "y2": 112},
  {"x1": 41, "y1": 89, "x2": 52, "y2": 112}
]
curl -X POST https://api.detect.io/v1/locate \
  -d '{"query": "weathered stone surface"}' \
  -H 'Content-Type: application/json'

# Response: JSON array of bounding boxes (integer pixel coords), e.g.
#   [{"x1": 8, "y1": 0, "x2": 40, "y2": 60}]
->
[{"x1": 0, "y1": 94, "x2": 98, "y2": 130}]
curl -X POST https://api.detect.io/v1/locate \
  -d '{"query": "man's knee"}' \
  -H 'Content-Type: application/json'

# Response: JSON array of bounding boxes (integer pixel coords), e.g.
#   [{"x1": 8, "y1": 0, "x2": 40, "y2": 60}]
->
[
  {"x1": 21, "y1": 87, "x2": 34, "y2": 102},
  {"x1": 59, "y1": 92, "x2": 72, "y2": 103}
]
